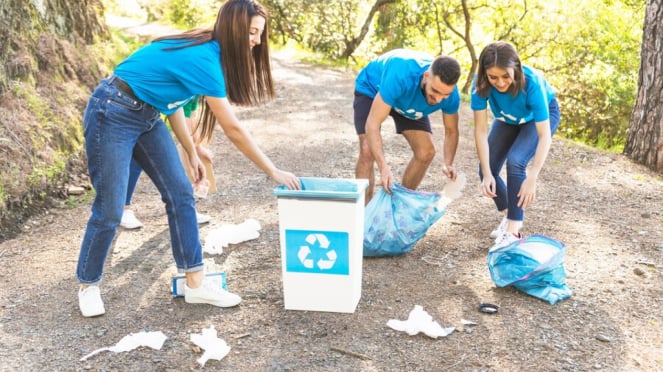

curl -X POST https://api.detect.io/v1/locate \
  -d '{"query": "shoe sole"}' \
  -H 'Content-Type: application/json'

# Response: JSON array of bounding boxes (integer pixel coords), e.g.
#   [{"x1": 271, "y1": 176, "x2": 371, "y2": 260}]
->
[
  {"x1": 120, "y1": 225, "x2": 143, "y2": 229},
  {"x1": 81, "y1": 310, "x2": 106, "y2": 317},
  {"x1": 185, "y1": 297, "x2": 240, "y2": 308}
]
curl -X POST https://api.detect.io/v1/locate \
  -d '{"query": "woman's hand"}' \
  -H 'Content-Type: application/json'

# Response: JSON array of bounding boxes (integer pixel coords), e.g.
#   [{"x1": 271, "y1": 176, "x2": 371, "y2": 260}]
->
[
  {"x1": 481, "y1": 174, "x2": 497, "y2": 198},
  {"x1": 187, "y1": 150, "x2": 206, "y2": 185},
  {"x1": 271, "y1": 169, "x2": 300, "y2": 190},
  {"x1": 517, "y1": 176, "x2": 537, "y2": 208}
]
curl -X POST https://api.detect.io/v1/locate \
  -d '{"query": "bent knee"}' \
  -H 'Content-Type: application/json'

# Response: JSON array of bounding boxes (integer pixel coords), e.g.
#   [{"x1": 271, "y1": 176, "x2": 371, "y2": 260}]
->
[
  {"x1": 506, "y1": 158, "x2": 528, "y2": 173},
  {"x1": 413, "y1": 146, "x2": 436, "y2": 163}
]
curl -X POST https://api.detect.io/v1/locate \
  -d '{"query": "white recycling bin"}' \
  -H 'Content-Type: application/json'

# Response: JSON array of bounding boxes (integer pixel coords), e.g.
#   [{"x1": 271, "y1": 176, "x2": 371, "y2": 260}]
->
[{"x1": 273, "y1": 177, "x2": 369, "y2": 313}]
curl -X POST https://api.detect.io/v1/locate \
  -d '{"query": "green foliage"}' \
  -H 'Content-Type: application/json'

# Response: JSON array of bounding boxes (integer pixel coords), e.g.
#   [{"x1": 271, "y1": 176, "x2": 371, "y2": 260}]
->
[
  {"x1": 28, "y1": 160, "x2": 67, "y2": 187},
  {"x1": 66, "y1": 189, "x2": 95, "y2": 208},
  {"x1": 9, "y1": 83, "x2": 75, "y2": 191},
  {"x1": 264, "y1": 0, "x2": 310, "y2": 45},
  {"x1": 105, "y1": 0, "x2": 149, "y2": 18},
  {"x1": 165, "y1": 0, "x2": 219, "y2": 29},
  {"x1": 539, "y1": 1, "x2": 643, "y2": 151},
  {"x1": 269, "y1": 0, "x2": 375, "y2": 60},
  {"x1": 104, "y1": 0, "x2": 644, "y2": 152},
  {"x1": 107, "y1": 29, "x2": 147, "y2": 66},
  {"x1": 303, "y1": 0, "x2": 357, "y2": 58}
]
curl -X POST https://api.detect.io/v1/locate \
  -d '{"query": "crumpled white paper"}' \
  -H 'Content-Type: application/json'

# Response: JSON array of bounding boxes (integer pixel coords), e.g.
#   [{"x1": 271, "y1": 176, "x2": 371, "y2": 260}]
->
[
  {"x1": 386, "y1": 305, "x2": 455, "y2": 339},
  {"x1": 80, "y1": 331, "x2": 167, "y2": 361},
  {"x1": 190, "y1": 325, "x2": 231, "y2": 367},
  {"x1": 204, "y1": 218, "x2": 261, "y2": 254},
  {"x1": 436, "y1": 173, "x2": 467, "y2": 208}
]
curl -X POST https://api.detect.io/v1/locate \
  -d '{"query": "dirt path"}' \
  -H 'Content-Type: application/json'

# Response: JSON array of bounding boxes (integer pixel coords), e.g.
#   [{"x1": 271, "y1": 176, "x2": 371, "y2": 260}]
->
[{"x1": 0, "y1": 51, "x2": 661, "y2": 371}]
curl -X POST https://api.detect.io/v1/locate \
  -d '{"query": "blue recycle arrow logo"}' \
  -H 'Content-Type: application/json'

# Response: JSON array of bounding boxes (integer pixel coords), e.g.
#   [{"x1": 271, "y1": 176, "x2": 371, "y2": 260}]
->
[{"x1": 285, "y1": 229, "x2": 349, "y2": 275}]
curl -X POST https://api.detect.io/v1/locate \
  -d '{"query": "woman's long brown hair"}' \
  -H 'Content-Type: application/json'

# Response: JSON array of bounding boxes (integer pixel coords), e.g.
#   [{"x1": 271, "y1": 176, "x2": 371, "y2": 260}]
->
[{"x1": 153, "y1": 0, "x2": 274, "y2": 142}]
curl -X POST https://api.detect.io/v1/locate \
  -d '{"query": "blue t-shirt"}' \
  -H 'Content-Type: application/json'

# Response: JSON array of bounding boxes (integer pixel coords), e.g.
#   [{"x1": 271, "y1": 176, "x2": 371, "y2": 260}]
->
[
  {"x1": 114, "y1": 40, "x2": 226, "y2": 115},
  {"x1": 355, "y1": 49, "x2": 460, "y2": 120},
  {"x1": 470, "y1": 65, "x2": 555, "y2": 125}
]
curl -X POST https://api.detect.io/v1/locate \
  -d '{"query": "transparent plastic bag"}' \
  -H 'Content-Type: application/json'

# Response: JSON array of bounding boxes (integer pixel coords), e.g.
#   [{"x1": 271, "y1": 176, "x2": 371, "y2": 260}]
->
[
  {"x1": 487, "y1": 234, "x2": 572, "y2": 304},
  {"x1": 363, "y1": 183, "x2": 446, "y2": 257}
]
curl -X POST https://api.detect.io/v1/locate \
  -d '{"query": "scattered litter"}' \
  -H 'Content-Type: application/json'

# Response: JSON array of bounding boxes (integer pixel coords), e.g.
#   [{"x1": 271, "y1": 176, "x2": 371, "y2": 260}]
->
[
  {"x1": 595, "y1": 334, "x2": 613, "y2": 343},
  {"x1": 421, "y1": 252, "x2": 450, "y2": 266},
  {"x1": 478, "y1": 303, "x2": 499, "y2": 314},
  {"x1": 386, "y1": 305, "x2": 455, "y2": 339},
  {"x1": 190, "y1": 325, "x2": 231, "y2": 367},
  {"x1": 194, "y1": 179, "x2": 210, "y2": 198},
  {"x1": 461, "y1": 319, "x2": 478, "y2": 326},
  {"x1": 204, "y1": 218, "x2": 261, "y2": 254},
  {"x1": 79, "y1": 331, "x2": 167, "y2": 361},
  {"x1": 437, "y1": 173, "x2": 467, "y2": 207}
]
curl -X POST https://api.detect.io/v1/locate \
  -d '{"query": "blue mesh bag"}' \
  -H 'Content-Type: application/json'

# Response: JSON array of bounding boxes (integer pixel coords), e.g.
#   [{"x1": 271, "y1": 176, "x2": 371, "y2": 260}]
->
[
  {"x1": 363, "y1": 183, "x2": 446, "y2": 257},
  {"x1": 487, "y1": 234, "x2": 572, "y2": 305}
]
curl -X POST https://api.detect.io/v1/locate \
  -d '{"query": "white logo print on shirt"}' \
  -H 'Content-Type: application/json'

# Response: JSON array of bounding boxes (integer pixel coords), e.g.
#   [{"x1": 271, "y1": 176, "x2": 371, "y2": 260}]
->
[
  {"x1": 395, "y1": 108, "x2": 424, "y2": 120},
  {"x1": 168, "y1": 100, "x2": 189, "y2": 110}
]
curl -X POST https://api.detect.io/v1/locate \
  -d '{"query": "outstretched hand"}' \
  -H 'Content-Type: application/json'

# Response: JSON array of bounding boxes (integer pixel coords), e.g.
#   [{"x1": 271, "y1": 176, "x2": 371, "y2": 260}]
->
[{"x1": 272, "y1": 169, "x2": 301, "y2": 190}]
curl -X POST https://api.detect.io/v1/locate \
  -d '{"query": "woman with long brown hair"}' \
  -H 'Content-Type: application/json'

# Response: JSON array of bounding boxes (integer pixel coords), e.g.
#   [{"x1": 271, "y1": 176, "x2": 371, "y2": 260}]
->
[
  {"x1": 471, "y1": 41, "x2": 560, "y2": 250},
  {"x1": 76, "y1": 0, "x2": 300, "y2": 317}
]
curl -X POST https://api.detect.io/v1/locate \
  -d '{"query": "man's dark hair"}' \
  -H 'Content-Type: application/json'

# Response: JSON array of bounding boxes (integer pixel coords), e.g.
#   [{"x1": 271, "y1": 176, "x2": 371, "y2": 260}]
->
[{"x1": 431, "y1": 56, "x2": 461, "y2": 85}]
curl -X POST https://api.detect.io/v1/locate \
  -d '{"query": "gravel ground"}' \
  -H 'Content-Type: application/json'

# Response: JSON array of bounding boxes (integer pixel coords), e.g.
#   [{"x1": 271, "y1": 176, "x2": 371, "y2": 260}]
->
[{"x1": 0, "y1": 51, "x2": 661, "y2": 371}]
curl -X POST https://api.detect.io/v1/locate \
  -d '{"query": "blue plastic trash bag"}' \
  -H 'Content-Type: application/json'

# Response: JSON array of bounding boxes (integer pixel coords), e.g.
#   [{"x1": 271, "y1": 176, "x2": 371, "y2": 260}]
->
[
  {"x1": 363, "y1": 183, "x2": 446, "y2": 257},
  {"x1": 487, "y1": 234, "x2": 573, "y2": 305}
]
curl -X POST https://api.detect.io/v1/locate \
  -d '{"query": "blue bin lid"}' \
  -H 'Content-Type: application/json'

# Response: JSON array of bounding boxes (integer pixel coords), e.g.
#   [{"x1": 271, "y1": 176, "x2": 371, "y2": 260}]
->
[{"x1": 273, "y1": 177, "x2": 368, "y2": 200}]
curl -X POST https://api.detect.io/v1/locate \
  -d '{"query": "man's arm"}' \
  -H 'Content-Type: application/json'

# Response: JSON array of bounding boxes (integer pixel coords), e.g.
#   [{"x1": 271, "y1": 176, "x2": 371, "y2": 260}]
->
[
  {"x1": 441, "y1": 111, "x2": 459, "y2": 180},
  {"x1": 365, "y1": 93, "x2": 394, "y2": 191}
]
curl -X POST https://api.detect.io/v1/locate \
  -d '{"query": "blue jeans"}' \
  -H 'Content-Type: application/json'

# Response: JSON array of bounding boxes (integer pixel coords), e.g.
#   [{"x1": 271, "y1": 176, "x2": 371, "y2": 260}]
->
[
  {"x1": 479, "y1": 98, "x2": 560, "y2": 222},
  {"x1": 125, "y1": 159, "x2": 142, "y2": 206},
  {"x1": 77, "y1": 76, "x2": 203, "y2": 285}
]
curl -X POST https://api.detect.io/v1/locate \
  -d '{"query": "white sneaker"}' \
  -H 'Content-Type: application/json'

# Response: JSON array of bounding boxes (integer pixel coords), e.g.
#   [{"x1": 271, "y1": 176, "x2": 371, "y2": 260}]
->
[
  {"x1": 78, "y1": 285, "x2": 106, "y2": 317},
  {"x1": 185, "y1": 278, "x2": 241, "y2": 307},
  {"x1": 490, "y1": 231, "x2": 521, "y2": 251},
  {"x1": 120, "y1": 210, "x2": 143, "y2": 229},
  {"x1": 489, "y1": 217, "x2": 509, "y2": 238},
  {"x1": 196, "y1": 211, "x2": 211, "y2": 224}
]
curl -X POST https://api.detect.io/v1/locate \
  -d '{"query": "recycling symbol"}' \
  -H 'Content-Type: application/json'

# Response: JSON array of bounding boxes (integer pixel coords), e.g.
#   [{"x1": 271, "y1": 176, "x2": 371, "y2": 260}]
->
[{"x1": 297, "y1": 233, "x2": 337, "y2": 270}]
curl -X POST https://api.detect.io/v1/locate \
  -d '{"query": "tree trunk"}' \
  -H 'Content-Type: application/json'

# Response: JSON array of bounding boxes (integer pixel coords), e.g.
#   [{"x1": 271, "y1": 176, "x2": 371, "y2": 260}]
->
[
  {"x1": 439, "y1": 0, "x2": 476, "y2": 94},
  {"x1": 340, "y1": 0, "x2": 397, "y2": 60},
  {"x1": 624, "y1": 0, "x2": 663, "y2": 171}
]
